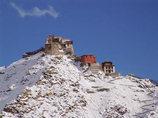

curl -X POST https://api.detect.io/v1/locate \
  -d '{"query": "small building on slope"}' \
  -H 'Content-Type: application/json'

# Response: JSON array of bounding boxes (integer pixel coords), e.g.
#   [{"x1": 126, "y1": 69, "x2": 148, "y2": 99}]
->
[
  {"x1": 80, "y1": 55, "x2": 96, "y2": 64},
  {"x1": 102, "y1": 61, "x2": 119, "y2": 77},
  {"x1": 80, "y1": 55, "x2": 102, "y2": 74},
  {"x1": 102, "y1": 61, "x2": 115, "y2": 74}
]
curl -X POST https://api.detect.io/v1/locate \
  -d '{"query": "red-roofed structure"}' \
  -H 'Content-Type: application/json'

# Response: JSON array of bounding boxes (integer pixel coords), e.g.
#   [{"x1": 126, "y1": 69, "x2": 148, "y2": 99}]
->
[{"x1": 80, "y1": 55, "x2": 96, "y2": 64}]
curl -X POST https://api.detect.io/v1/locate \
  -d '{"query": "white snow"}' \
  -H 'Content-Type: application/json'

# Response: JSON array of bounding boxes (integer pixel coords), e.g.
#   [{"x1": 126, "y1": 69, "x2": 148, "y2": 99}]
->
[
  {"x1": 9, "y1": 84, "x2": 16, "y2": 91},
  {"x1": 0, "y1": 53, "x2": 158, "y2": 118},
  {"x1": 0, "y1": 66, "x2": 5, "y2": 74}
]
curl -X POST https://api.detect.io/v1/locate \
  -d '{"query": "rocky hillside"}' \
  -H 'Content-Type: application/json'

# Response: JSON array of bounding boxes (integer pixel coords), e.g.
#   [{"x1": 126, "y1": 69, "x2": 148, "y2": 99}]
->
[{"x1": 0, "y1": 53, "x2": 158, "y2": 118}]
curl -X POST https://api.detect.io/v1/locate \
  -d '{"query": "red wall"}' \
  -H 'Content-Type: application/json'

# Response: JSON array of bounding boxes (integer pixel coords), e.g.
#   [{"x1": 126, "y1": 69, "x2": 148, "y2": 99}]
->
[{"x1": 80, "y1": 55, "x2": 96, "y2": 63}]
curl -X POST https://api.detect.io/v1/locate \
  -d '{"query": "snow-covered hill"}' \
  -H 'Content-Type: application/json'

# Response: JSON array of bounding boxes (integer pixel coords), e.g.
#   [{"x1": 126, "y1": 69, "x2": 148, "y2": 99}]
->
[{"x1": 0, "y1": 53, "x2": 158, "y2": 118}]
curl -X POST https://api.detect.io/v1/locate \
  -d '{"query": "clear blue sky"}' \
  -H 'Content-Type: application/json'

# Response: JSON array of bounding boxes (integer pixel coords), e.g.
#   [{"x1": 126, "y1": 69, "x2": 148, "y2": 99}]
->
[{"x1": 0, "y1": 0, "x2": 158, "y2": 80}]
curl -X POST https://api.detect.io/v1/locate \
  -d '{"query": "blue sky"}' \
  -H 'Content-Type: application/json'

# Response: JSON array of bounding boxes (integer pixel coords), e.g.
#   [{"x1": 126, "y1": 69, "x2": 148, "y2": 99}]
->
[{"x1": 0, "y1": 0, "x2": 158, "y2": 80}]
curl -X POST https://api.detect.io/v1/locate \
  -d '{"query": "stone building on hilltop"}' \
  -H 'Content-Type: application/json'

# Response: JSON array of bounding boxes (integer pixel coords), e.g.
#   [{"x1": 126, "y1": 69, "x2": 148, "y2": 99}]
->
[
  {"x1": 45, "y1": 35, "x2": 63, "y2": 55},
  {"x1": 45, "y1": 35, "x2": 74, "y2": 56}
]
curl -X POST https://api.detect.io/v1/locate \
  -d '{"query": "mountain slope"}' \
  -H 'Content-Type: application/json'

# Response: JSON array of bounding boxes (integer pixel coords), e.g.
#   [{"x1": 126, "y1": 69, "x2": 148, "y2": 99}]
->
[{"x1": 0, "y1": 53, "x2": 158, "y2": 118}]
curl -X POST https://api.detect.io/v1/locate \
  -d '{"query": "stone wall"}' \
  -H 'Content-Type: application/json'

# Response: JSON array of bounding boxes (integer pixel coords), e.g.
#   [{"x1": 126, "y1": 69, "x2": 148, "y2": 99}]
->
[
  {"x1": 89, "y1": 63, "x2": 102, "y2": 74},
  {"x1": 23, "y1": 47, "x2": 44, "y2": 58}
]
